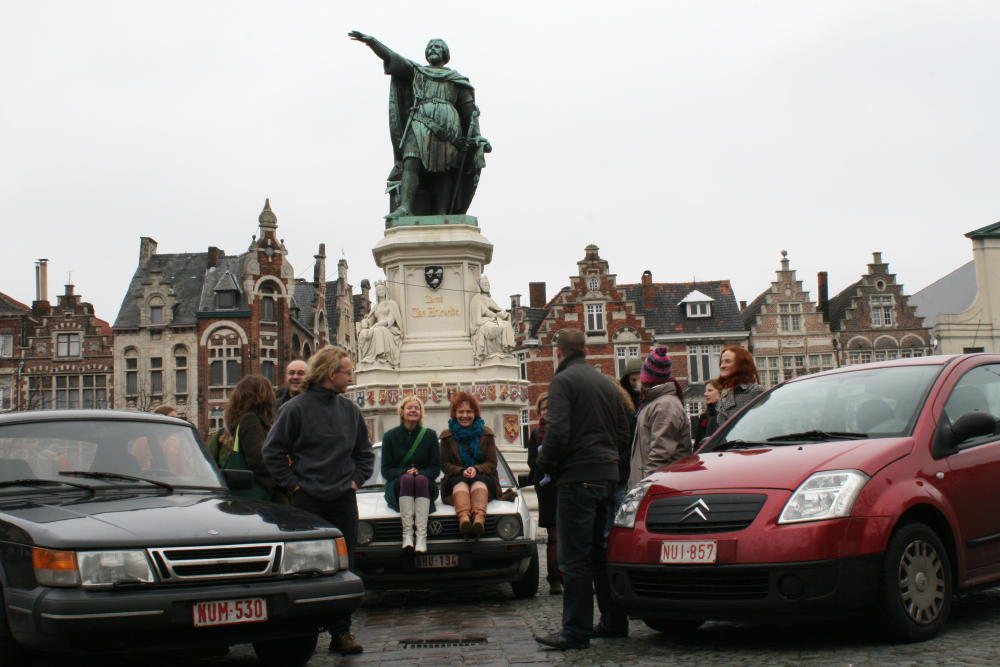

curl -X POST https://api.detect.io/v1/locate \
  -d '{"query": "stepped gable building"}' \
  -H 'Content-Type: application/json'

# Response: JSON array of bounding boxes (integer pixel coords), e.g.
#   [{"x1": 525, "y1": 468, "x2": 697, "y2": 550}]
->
[
  {"x1": 822, "y1": 252, "x2": 932, "y2": 365},
  {"x1": 512, "y1": 244, "x2": 748, "y2": 434},
  {"x1": 742, "y1": 251, "x2": 837, "y2": 388},
  {"x1": 112, "y1": 199, "x2": 364, "y2": 434},
  {"x1": 8, "y1": 260, "x2": 115, "y2": 411},
  {"x1": 0, "y1": 290, "x2": 33, "y2": 412}
]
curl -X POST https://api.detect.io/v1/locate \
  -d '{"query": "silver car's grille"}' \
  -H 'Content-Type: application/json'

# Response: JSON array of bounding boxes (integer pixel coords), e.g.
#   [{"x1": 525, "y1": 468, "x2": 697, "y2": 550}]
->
[{"x1": 148, "y1": 543, "x2": 281, "y2": 582}]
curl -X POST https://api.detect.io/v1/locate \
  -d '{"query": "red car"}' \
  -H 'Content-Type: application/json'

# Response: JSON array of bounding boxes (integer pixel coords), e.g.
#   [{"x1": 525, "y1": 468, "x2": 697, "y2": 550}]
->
[{"x1": 608, "y1": 354, "x2": 1000, "y2": 642}]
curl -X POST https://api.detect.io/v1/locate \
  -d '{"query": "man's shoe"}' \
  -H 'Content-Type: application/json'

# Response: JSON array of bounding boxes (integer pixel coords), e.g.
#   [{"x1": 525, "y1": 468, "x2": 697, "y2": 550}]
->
[
  {"x1": 548, "y1": 580, "x2": 563, "y2": 595},
  {"x1": 534, "y1": 631, "x2": 589, "y2": 650},
  {"x1": 591, "y1": 622, "x2": 628, "y2": 638},
  {"x1": 328, "y1": 633, "x2": 363, "y2": 655}
]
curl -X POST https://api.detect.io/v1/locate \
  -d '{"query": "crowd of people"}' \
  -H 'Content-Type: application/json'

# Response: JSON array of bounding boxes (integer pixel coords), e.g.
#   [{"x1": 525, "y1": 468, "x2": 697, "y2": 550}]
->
[{"x1": 149, "y1": 334, "x2": 764, "y2": 655}]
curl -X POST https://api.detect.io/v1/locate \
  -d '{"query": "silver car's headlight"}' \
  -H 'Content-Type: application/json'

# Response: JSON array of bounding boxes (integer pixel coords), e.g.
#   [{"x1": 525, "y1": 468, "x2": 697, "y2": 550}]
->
[
  {"x1": 614, "y1": 480, "x2": 653, "y2": 529},
  {"x1": 357, "y1": 521, "x2": 374, "y2": 546},
  {"x1": 495, "y1": 515, "x2": 521, "y2": 540},
  {"x1": 778, "y1": 470, "x2": 869, "y2": 524},
  {"x1": 76, "y1": 550, "x2": 155, "y2": 588},
  {"x1": 281, "y1": 539, "x2": 338, "y2": 575}
]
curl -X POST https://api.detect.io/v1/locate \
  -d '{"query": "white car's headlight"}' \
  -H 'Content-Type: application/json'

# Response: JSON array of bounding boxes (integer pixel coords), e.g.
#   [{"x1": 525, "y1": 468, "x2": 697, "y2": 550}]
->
[
  {"x1": 778, "y1": 470, "x2": 869, "y2": 524},
  {"x1": 614, "y1": 480, "x2": 653, "y2": 529},
  {"x1": 495, "y1": 515, "x2": 521, "y2": 540},
  {"x1": 281, "y1": 539, "x2": 338, "y2": 575},
  {"x1": 357, "y1": 521, "x2": 374, "y2": 546}
]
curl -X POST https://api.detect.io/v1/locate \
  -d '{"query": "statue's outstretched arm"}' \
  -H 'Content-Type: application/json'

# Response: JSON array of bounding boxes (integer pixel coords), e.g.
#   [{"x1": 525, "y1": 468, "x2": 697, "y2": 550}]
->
[{"x1": 348, "y1": 30, "x2": 396, "y2": 63}]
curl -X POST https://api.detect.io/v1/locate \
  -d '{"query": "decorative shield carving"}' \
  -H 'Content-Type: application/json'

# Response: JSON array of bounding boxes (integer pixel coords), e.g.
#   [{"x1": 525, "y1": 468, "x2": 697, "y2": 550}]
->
[
  {"x1": 424, "y1": 265, "x2": 444, "y2": 289},
  {"x1": 503, "y1": 414, "x2": 520, "y2": 442}
]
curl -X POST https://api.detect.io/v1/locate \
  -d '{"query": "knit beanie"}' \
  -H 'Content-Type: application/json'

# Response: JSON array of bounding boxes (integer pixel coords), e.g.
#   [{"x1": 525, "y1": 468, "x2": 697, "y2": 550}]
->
[{"x1": 640, "y1": 346, "x2": 673, "y2": 384}]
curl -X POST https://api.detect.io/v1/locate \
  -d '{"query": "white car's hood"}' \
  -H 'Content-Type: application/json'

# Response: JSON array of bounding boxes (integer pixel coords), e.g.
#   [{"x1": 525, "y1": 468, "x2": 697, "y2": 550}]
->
[{"x1": 356, "y1": 489, "x2": 523, "y2": 520}]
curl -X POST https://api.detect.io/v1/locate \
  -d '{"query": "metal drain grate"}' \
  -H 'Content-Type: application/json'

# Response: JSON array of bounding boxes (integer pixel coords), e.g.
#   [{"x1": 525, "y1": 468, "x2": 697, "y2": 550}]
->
[{"x1": 400, "y1": 638, "x2": 488, "y2": 649}]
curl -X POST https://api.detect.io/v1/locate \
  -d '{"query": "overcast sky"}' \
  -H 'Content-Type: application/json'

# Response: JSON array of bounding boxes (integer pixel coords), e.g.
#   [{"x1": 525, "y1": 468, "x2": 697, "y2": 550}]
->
[{"x1": 2, "y1": 1, "x2": 995, "y2": 323}]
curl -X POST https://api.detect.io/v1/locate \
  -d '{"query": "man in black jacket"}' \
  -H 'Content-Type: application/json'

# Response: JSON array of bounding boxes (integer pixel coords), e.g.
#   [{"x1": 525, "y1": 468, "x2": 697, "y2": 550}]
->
[
  {"x1": 275, "y1": 359, "x2": 308, "y2": 407},
  {"x1": 535, "y1": 329, "x2": 630, "y2": 650},
  {"x1": 263, "y1": 346, "x2": 374, "y2": 655}
]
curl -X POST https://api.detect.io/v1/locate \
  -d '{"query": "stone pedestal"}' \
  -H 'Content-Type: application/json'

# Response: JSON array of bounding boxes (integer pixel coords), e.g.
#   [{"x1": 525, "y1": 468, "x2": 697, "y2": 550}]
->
[{"x1": 352, "y1": 216, "x2": 530, "y2": 457}]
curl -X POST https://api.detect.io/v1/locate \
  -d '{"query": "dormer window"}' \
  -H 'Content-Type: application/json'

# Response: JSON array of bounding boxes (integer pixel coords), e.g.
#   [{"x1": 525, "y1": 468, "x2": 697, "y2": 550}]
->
[
  {"x1": 217, "y1": 291, "x2": 237, "y2": 309},
  {"x1": 679, "y1": 290, "x2": 714, "y2": 319},
  {"x1": 213, "y1": 270, "x2": 241, "y2": 310}
]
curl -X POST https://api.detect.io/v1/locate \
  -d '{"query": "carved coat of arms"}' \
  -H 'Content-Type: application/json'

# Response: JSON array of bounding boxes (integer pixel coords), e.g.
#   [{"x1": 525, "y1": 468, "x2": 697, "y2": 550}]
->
[{"x1": 424, "y1": 265, "x2": 444, "y2": 289}]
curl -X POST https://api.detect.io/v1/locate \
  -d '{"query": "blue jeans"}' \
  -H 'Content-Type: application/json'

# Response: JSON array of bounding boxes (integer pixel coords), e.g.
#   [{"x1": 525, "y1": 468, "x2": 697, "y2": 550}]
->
[{"x1": 557, "y1": 480, "x2": 628, "y2": 640}]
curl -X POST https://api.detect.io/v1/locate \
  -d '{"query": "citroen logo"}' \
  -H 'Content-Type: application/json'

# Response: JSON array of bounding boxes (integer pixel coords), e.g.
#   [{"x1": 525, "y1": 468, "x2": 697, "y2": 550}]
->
[
  {"x1": 681, "y1": 498, "x2": 711, "y2": 521},
  {"x1": 429, "y1": 520, "x2": 444, "y2": 536}
]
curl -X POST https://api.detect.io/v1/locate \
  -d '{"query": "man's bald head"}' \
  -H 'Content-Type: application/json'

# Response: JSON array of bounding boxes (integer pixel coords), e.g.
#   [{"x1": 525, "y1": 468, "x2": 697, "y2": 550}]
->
[{"x1": 285, "y1": 360, "x2": 308, "y2": 396}]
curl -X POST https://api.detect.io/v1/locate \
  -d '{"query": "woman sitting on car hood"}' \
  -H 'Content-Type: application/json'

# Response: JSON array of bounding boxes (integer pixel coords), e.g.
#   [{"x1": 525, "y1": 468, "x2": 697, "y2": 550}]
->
[
  {"x1": 440, "y1": 392, "x2": 500, "y2": 539},
  {"x1": 381, "y1": 396, "x2": 440, "y2": 554}
]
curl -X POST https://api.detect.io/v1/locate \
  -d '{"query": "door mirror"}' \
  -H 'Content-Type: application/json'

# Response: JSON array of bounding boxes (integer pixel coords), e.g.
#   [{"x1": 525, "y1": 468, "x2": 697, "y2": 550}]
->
[
  {"x1": 516, "y1": 472, "x2": 533, "y2": 488},
  {"x1": 952, "y1": 411, "x2": 997, "y2": 445}
]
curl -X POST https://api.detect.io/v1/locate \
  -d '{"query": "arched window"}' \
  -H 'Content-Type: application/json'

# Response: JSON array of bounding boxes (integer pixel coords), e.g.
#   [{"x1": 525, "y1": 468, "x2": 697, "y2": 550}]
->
[
  {"x1": 208, "y1": 328, "x2": 242, "y2": 388},
  {"x1": 260, "y1": 282, "x2": 277, "y2": 322}
]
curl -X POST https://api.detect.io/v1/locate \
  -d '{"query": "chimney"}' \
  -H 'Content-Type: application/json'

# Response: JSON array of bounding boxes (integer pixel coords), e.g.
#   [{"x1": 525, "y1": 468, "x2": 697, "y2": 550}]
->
[
  {"x1": 35, "y1": 259, "x2": 49, "y2": 303},
  {"x1": 510, "y1": 294, "x2": 521, "y2": 309},
  {"x1": 817, "y1": 271, "x2": 829, "y2": 322},
  {"x1": 139, "y1": 237, "x2": 158, "y2": 268},
  {"x1": 739, "y1": 300, "x2": 747, "y2": 310},
  {"x1": 207, "y1": 246, "x2": 223, "y2": 268},
  {"x1": 529, "y1": 282, "x2": 546, "y2": 308},
  {"x1": 872, "y1": 251, "x2": 883, "y2": 265},
  {"x1": 642, "y1": 270, "x2": 654, "y2": 308},
  {"x1": 360, "y1": 279, "x2": 372, "y2": 316},
  {"x1": 314, "y1": 243, "x2": 326, "y2": 286}
]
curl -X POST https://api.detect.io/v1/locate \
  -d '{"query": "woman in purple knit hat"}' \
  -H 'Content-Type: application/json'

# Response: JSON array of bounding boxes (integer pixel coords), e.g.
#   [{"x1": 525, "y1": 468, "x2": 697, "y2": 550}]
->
[{"x1": 626, "y1": 346, "x2": 693, "y2": 487}]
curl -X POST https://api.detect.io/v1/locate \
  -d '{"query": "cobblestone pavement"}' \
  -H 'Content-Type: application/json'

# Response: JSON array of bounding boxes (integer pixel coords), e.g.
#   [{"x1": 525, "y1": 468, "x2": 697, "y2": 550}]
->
[{"x1": 33, "y1": 556, "x2": 1000, "y2": 666}]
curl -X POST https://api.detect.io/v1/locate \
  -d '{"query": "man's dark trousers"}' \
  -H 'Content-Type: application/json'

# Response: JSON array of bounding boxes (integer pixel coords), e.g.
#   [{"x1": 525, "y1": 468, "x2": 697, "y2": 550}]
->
[
  {"x1": 291, "y1": 489, "x2": 358, "y2": 634},
  {"x1": 557, "y1": 480, "x2": 627, "y2": 641}
]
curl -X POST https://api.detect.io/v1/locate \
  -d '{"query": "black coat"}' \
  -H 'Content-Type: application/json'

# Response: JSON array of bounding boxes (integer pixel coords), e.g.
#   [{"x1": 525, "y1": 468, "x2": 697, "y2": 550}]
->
[
  {"x1": 538, "y1": 353, "x2": 629, "y2": 484},
  {"x1": 527, "y1": 427, "x2": 557, "y2": 528}
]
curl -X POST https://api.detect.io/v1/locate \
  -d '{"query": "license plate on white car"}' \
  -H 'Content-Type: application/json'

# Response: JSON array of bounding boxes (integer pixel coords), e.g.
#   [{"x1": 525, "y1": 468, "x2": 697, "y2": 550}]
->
[
  {"x1": 193, "y1": 598, "x2": 268, "y2": 627},
  {"x1": 660, "y1": 540, "x2": 717, "y2": 564},
  {"x1": 415, "y1": 553, "x2": 459, "y2": 569}
]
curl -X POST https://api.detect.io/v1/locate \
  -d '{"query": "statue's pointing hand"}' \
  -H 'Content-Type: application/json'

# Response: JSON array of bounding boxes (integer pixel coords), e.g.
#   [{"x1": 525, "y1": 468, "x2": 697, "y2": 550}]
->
[{"x1": 348, "y1": 30, "x2": 371, "y2": 43}]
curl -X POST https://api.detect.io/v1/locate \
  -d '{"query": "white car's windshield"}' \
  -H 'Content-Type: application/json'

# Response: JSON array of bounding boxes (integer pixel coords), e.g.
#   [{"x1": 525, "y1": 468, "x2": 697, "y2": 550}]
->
[
  {"x1": 708, "y1": 364, "x2": 943, "y2": 449},
  {"x1": 361, "y1": 444, "x2": 515, "y2": 490},
  {"x1": 0, "y1": 419, "x2": 224, "y2": 491}
]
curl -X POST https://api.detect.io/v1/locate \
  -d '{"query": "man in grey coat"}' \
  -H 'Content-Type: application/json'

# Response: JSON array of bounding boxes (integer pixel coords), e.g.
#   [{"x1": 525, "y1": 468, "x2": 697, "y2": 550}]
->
[
  {"x1": 535, "y1": 329, "x2": 630, "y2": 650},
  {"x1": 264, "y1": 346, "x2": 374, "y2": 655}
]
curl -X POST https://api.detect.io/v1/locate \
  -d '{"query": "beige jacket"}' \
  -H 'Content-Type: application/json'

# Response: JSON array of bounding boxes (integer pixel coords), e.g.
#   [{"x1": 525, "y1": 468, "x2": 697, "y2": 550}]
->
[{"x1": 627, "y1": 382, "x2": 693, "y2": 487}]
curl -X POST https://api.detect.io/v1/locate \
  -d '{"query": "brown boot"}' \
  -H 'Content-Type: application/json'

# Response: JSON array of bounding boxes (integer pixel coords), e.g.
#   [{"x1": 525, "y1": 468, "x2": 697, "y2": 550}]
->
[
  {"x1": 452, "y1": 487, "x2": 473, "y2": 537},
  {"x1": 470, "y1": 486, "x2": 488, "y2": 537}
]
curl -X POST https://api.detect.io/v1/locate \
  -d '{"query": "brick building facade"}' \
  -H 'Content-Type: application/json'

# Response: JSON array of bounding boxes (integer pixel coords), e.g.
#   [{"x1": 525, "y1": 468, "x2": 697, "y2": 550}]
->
[
  {"x1": 511, "y1": 245, "x2": 748, "y2": 436},
  {"x1": 0, "y1": 260, "x2": 116, "y2": 412},
  {"x1": 112, "y1": 200, "x2": 366, "y2": 434},
  {"x1": 743, "y1": 251, "x2": 838, "y2": 388},
  {"x1": 824, "y1": 252, "x2": 932, "y2": 365}
]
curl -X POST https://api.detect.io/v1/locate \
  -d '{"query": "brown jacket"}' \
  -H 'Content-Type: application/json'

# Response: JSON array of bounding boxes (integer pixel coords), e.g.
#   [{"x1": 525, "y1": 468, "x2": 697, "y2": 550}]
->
[
  {"x1": 439, "y1": 427, "x2": 501, "y2": 502},
  {"x1": 627, "y1": 382, "x2": 692, "y2": 487}
]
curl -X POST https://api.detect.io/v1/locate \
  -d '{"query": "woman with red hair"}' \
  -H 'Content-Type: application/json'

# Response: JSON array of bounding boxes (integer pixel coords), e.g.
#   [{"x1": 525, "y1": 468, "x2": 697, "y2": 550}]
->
[
  {"x1": 439, "y1": 392, "x2": 500, "y2": 538},
  {"x1": 716, "y1": 345, "x2": 765, "y2": 424}
]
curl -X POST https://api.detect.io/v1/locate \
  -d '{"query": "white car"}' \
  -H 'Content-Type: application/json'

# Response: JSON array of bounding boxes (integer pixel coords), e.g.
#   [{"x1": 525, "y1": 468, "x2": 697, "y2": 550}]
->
[{"x1": 354, "y1": 443, "x2": 539, "y2": 598}]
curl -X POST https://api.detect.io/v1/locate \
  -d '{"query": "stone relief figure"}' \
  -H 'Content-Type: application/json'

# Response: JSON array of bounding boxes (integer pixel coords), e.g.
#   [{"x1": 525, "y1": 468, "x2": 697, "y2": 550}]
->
[
  {"x1": 349, "y1": 30, "x2": 491, "y2": 219},
  {"x1": 358, "y1": 282, "x2": 403, "y2": 367},
  {"x1": 469, "y1": 275, "x2": 514, "y2": 364}
]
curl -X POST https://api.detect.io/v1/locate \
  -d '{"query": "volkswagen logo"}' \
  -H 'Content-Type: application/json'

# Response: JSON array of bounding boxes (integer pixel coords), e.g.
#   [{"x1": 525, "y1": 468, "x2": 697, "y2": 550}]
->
[
  {"x1": 428, "y1": 520, "x2": 444, "y2": 536},
  {"x1": 681, "y1": 498, "x2": 711, "y2": 522}
]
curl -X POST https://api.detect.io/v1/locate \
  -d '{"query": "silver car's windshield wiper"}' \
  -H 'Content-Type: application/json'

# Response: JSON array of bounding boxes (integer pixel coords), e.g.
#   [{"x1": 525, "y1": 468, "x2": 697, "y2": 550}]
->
[
  {"x1": 60, "y1": 470, "x2": 174, "y2": 492},
  {"x1": 0, "y1": 478, "x2": 97, "y2": 494},
  {"x1": 766, "y1": 430, "x2": 868, "y2": 442}
]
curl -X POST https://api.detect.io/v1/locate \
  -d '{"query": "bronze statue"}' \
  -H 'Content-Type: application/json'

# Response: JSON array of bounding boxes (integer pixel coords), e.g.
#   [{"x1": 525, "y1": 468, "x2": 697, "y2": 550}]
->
[{"x1": 349, "y1": 31, "x2": 491, "y2": 219}]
